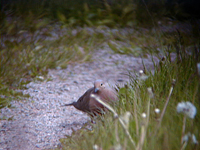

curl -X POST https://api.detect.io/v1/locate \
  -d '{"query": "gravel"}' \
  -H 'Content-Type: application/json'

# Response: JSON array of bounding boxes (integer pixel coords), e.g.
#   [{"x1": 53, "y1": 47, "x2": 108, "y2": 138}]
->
[{"x1": 0, "y1": 47, "x2": 161, "y2": 150}]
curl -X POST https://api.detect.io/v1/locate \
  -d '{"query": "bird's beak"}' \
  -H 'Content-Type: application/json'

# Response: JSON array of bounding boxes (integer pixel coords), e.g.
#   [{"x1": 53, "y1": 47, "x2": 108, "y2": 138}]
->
[{"x1": 94, "y1": 88, "x2": 99, "y2": 93}]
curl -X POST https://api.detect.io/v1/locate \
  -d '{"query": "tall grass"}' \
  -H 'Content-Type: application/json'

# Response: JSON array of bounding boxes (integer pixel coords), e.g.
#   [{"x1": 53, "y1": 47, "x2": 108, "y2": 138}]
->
[
  {"x1": 0, "y1": 25, "x2": 110, "y2": 108},
  {"x1": 1, "y1": 0, "x2": 190, "y2": 32},
  {"x1": 59, "y1": 44, "x2": 200, "y2": 150},
  {"x1": 0, "y1": 0, "x2": 183, "y2": 109},
  {"x1": 0, "y1": 0, "x2": 199, "y2": 149}
]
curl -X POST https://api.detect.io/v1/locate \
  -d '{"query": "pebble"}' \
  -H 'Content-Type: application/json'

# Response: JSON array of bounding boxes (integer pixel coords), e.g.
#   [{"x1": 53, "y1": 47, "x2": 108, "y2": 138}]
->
[
  {"x1": 73, "y1": 81, "x2": 78, "y2": 84},
  {"x1": 0, "y1": 41, "x2": 160, "y2": 150},
  {"x1": 35, "y1": 144, "x2": 41, "y2": 148}
]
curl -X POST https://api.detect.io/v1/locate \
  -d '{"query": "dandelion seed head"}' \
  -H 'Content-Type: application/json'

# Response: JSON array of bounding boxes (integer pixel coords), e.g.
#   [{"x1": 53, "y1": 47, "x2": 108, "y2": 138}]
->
[
  {"x1": 192, "y1": 134, "x2": 198, "y2": 144},
  {"x1": 182, "y1": 133, "x2": 190, "y2": 143},
  {"x1": 93, "y1": 144, "x2": 99, "y2": 150},
  {"x1": 141, "y1": 113, "x2": 146, "y2": 118},
  {"x1": 139, "y1": 70, "x2": 144, "y2": 74},
  {"x1": 182, "y1": 133, "x2": 198, "y2": 144},
  {"x1": 177, "y1": 101, "x2": 197, "y2": 119},
  {"x1": 155, "y1": 108, "x2": 160, "y2": 114}
]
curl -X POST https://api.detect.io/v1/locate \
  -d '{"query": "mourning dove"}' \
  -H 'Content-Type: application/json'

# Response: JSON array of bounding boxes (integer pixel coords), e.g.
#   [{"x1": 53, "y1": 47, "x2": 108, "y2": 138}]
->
[{"x1": 63, "y1": 79, "x2": 118, "y2": 115}]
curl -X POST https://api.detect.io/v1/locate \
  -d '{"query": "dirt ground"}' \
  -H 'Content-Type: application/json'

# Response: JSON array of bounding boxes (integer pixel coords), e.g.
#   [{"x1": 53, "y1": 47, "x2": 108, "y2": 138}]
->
[{"x1": 0, "y1": 42, "x2": 162, "y2": 150}]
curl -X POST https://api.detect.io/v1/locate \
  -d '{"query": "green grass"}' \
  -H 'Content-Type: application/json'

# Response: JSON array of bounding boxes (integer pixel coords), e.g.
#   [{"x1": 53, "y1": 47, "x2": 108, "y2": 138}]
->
[
  {"x1": 1, "y1": 0, "x2": 193, "y2": 33},
  {"x1": 0, "y1": 1, "x2": 200, "y2": 149},
  {"x1": 2, "y1": 20, "x2": 195, "y2": 108},
  {"x1": 58, "y1": 46, "x2": 200, "y2": 150},
  {"x1": 0, "y1": 1, "x2": 199, "y2": 108},
  {"x1": 0, "y1": 25, "x2": 110, "y2": 108}
]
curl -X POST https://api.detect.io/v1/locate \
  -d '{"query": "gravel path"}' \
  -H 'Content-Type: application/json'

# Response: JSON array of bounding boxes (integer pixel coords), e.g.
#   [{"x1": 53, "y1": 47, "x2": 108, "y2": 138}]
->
[{"x1": 0, "y1": 45, "x2": 160, "y2": 150}]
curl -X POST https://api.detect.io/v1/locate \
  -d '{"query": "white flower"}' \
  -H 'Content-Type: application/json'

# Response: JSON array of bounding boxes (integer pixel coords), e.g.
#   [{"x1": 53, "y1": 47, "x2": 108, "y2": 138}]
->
[
  {"x1": 141, "y1": 113, "x2": 146, "y2": 118},
  {"x1": 93, "y1": 144, "x2": 99, "y2": 150},
  {"x1": 139, "y1": 70, "x2": 144, "y2": 75},
  {"x1": 155, "y1": 108, "x2": 160, "y2": 114},
  {"x1": 177, "y1": 101, "x2": 197, "y2": 119},
  {"x1": 192, "y1": 134, "x2": 198, "y2": 144},
  {"x1": 182, "y1": 133, "x2": 198, "y2": 144},
  {"x1": 182, "y1": 133, "x2": 190, "y2": 143}
]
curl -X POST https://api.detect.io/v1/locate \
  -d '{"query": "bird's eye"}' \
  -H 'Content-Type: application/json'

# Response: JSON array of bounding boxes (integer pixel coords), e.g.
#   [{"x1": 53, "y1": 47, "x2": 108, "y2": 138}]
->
[{"x1": 101, "y1": 83, "x2": 103, "y2": 86}]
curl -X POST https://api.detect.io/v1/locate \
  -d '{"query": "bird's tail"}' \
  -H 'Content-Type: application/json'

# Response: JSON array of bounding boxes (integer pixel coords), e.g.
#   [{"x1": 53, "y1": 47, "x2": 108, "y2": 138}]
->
[{"x1": 61, "y1": 102, "x2": 75, "y2": 107}]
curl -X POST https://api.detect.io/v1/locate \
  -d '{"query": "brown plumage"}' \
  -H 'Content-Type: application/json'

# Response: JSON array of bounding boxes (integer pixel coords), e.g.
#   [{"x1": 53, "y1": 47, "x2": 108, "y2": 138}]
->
[{"x1": 63, "y1": 79, "x2": 118, "y2": 115}]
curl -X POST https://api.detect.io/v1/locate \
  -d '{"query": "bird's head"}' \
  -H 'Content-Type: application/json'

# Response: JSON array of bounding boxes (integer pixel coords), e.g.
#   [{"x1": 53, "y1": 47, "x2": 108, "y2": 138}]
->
[{"x1": 94, "y1": 79, "x2": 105, "y2": 93}]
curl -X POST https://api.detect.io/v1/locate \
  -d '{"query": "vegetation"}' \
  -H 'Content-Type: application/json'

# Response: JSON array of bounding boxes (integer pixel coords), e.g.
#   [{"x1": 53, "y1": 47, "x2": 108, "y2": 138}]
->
[
  {"x1": 58, "y1": 40, "x2": 200, "y2": 150},
  {"x1": 0, "y1": 0, "x2": 200, "y2": 149}
]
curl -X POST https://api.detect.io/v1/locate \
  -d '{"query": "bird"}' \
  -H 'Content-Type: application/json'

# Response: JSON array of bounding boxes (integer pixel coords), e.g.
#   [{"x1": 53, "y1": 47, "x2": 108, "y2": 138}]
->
[{"x1": 63, "y1": 79, "x2": 118, "y2": 115}]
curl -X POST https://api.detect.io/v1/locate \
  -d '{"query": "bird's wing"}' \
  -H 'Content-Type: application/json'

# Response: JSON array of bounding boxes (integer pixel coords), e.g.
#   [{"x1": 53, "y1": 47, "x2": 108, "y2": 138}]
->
[
  {"x1": 100, "y1": 87, "x2": 119, "y2": 102},
  {"x1": 89, "y1": 87, "x2": 118, "y2": 111},
  {"x1": 74, "y1": 87, "x2": 94, "y2": 112}
]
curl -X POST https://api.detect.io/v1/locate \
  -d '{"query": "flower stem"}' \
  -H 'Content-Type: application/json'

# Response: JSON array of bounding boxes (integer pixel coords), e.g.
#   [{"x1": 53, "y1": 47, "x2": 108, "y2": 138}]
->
[
  {"x1": 180, "y1": 141, "x2": 187, "y2": 150},
  {"x1": 158, "y1": 80, "x2": 175, "y2": 128},
  {"x1": 136, "y1": 96, "x2": 151, "y2": 150},
  {"x1": 134, "y1": 95, "x2": 139, "y2": 136},
  {"x1": 154, "y1": 80, "x2": 175, "y2": 136},
  {"x1": 91, "y1": 94, "x2": 136, "y2": 148},
  {"x1": 181, "y1": 116, "x2": 186, "y2": 145}
]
